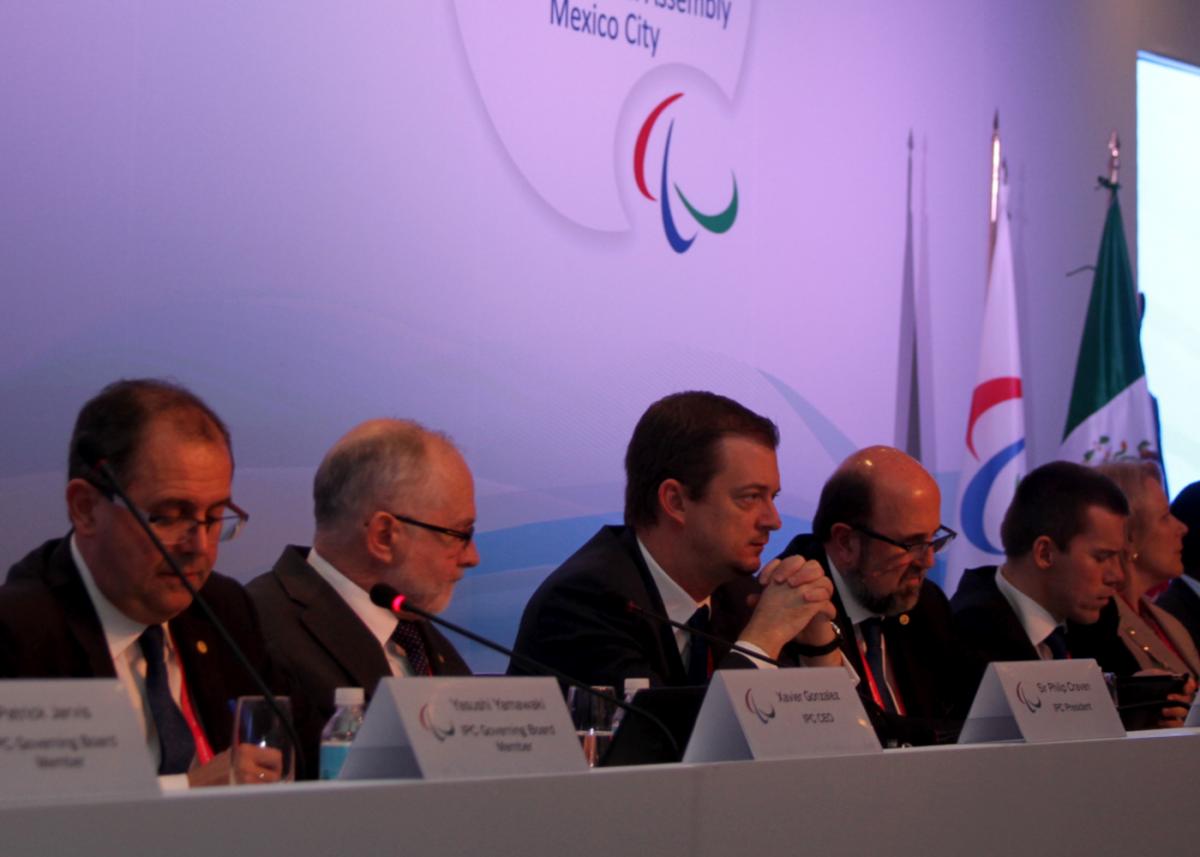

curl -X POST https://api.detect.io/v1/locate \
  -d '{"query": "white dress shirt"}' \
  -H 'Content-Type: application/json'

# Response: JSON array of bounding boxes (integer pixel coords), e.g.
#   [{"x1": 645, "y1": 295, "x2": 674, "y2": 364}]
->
[
  {"x1": 995, "y1": 564, "x2": 1064, "y2": 659},
  {"x1": 70, "y1": 535, "x2": 189, "y2": 789},
  {"x1": 636, "y1": 538, "x2": 773, "y2": 670},
  {"x1": 306, "y1": 548, "x2": 419, "y2": 676}
]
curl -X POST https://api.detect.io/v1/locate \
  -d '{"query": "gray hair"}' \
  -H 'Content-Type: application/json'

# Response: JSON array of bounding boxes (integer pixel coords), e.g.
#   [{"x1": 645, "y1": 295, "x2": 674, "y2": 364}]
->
[
  {"x1": 313, "y1": 420, "x2": 452, "y2": 532},
  {"x1": 1094, "y1": 460, "x2": 1164, "y2": 542}
]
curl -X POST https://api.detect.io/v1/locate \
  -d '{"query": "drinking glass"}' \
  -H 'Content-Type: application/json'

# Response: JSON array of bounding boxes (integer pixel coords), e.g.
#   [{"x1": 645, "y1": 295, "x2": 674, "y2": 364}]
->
[
  {"x1": 230, "y1": 696, "x2": 295, "y2": 785},
  {"x1": 567, "y1": 685, "x2": 616, "y2": 768}
]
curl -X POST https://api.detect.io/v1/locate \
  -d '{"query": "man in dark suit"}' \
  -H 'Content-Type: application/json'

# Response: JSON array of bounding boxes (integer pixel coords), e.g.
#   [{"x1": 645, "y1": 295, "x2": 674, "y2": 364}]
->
[
  {"x1": 951, "y1": 461, "x2": 1129, "y2": 664},
  {"x1": 509, "y1": 391, "x2": 842, "y2": 690},
  {"x1": 778, "y1": 446, "x2": 978, "y2": 744},
  {"x1": 0, "y1": 378, "x2": 280, "y2": 787},
  {"x1": 248, "y1": 420, "x2": 475, "y2": 776},
  {"x1": 1157, "y1": 480, "x2": 1200, "y2": 648}
]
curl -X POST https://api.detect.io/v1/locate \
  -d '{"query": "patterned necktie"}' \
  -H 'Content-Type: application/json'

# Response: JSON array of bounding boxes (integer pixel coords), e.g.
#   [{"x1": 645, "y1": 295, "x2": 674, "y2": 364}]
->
[
  {"x1": 685, "y1": 605, "x2": 711, "y2": 684},
  {"x1": 1043, "y1": 626, "x2": 1070, "y2": 660},
  {"x1": 138, "y1": 625, "x2": 195, "y2": 775},
  {"x1": 859, "y1": 618, "x2": 898, "y2": 714},
  {"x1": 391, "y1": 620, "x2": 431, "y2": 676}
]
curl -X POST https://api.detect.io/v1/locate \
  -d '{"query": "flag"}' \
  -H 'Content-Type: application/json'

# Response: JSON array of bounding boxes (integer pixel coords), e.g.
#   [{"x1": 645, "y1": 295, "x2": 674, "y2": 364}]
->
[
  {"x1": 1060, "y1": 183, "x2": 1159, "y2": 465},
  {"x1": 947, "y1": 181, "x2": 1026, "y2": 592}
]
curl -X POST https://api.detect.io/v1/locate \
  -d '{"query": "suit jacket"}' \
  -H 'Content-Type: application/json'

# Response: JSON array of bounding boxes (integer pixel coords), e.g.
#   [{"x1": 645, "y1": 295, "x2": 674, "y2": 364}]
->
[
  {"x1": 1155, "y1": 577, "x2": 1200, "y2": 654},
  {"x1": 950, "y1": 565, "x2": 1041, "y2": 663},
  {"x1": 1069, "y1": 593, "x2": 1200, "y2": 679},
  {"x1": 246, "y1": 545, "x2": 470, "y2": 777},
  {"x1": 778, "y1": 534, "x2": 982, "y2": 742},
  {"x1": 0, "y1": 537, "x2": 275, "y2": 759},
  {"x1": 507, "y1": 525, "x2": 771, "y2": 689}
]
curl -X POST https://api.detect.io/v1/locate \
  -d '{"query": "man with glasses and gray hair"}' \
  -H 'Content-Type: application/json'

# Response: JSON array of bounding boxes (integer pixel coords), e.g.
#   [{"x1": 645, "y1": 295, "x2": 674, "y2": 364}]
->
[
  {"x1": 0, "y1": 378, "x2": 278, "y2": 787},
  {"x1": 247, "y1": 419, "x2": 476, "y2": 776},
  {"x1": 777, "y1": 445, "x2": 978, "y2": 744}
]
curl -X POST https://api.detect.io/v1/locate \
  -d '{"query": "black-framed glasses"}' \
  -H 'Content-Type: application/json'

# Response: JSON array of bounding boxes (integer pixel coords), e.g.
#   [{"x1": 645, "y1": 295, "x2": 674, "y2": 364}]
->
[
  {"x1": 851, "y1": 524, "x2": 957, "y2": 557},
  {"x1": 113, "y1": 496, "x2": 249, "y2": 545},
  {"x1": 384, "y1": 511, "x2": 474, "y2": 546}
]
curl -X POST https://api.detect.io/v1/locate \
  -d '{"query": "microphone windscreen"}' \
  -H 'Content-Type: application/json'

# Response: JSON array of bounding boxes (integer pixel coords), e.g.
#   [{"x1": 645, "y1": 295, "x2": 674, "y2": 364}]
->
[{"x1": 370, "y1": 583, "x2": 403, "y2": 611}]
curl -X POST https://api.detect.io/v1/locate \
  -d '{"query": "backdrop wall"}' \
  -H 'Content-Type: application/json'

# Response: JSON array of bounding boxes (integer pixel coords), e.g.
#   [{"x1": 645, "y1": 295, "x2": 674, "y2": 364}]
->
[{"x1": 3, "y1": 1, "x2": 1199, "y2": 670}]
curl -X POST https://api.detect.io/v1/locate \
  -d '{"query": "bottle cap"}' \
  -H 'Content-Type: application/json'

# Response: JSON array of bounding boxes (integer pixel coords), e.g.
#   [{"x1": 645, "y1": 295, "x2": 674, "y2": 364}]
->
[{"x1": 334, "y1": 687, "x2": 365, "y2": 706}]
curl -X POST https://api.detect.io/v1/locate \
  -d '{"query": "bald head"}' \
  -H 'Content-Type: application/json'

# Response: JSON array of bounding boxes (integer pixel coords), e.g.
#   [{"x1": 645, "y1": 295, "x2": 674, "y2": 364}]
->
[
  {"x1": 816, "y1": 446, "x2": 943, "y2": 616},
  {"x1": 813, "y1": 446, "x2": 940, "y2": 542},
  {"x1": 313, "y1": 419, "x2": 461, "y2": 537}
]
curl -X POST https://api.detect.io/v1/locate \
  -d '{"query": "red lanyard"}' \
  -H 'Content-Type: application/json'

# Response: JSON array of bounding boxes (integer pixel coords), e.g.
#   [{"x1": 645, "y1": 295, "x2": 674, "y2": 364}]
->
[
  {"x1": 168, "y1": 628, "x2": 214, "y2": 765},
  {"x1": 857, "y1": 636, "x2": 906, "y2": 716}
]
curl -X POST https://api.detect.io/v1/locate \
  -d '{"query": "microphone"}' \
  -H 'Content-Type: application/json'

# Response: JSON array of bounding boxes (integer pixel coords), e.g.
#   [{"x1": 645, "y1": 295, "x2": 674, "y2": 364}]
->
[
  {"x1": 624, "y1": 600, "x2": 784, "y2": 667},
  {"x1": 369, "y1": 584, "x2": 681, "y2": 762},
  {"x1": 76, "y1": 439, "x2": 305, "y2": 775}
]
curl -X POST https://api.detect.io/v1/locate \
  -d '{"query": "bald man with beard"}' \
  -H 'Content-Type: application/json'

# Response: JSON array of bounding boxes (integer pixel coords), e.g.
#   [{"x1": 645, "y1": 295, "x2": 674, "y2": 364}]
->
[{"x1": 777, "y1": 446, "x2": 981, "y2": 744}]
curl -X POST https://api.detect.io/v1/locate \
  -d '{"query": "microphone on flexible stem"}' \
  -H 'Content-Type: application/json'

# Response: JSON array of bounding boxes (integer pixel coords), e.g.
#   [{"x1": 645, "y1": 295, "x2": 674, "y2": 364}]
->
[
  {"x1": 77, "y1": 440, "x2": 305, "y2": 776},
  {"x1": 624, "y1": 600, "x2": 784, "y2": 667},
  {"x1": 368, "y1": 583, "x2": 681, "y2": 762}
]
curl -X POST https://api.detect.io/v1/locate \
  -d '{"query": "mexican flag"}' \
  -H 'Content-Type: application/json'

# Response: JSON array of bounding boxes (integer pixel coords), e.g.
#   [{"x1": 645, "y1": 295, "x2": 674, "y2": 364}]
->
[{"x1": 1060, "y1": 183, "x2": 1159, "y2": 464}]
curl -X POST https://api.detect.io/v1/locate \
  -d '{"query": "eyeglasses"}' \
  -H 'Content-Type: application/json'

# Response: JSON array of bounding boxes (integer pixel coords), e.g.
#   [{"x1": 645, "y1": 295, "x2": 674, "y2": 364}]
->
[
  {"x1": 113, "y1": 496, "x2": 249, "y2": 545},
  {"x1": 851, "y1": 524, "x2": 957, "y2": 557},
  {"x1": 384, "y1": 511, "x2": 474, "y2": 546}
]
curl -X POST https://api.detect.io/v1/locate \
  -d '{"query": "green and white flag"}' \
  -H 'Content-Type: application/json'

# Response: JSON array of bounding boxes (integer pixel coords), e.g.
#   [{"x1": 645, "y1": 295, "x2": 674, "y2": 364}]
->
[{"x1": 1060, "y1": 182, "x2": 1159, "y2": 464}]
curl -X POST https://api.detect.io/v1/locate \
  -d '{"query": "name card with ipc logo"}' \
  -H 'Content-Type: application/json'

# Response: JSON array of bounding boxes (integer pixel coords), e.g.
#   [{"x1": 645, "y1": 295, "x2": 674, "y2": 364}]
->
[
  {"x1": 339, "y1": 676, "x2": 586, "y2": 780},
  {"x1": 0, "y1": 679, "x2": 159, "y2": 806},
  {"x1": 683, "y1": 668, "x2": 880, "y2": 763},
  {"x1": 959, "y1": 660, "x2": 1124, "y2": 744}
]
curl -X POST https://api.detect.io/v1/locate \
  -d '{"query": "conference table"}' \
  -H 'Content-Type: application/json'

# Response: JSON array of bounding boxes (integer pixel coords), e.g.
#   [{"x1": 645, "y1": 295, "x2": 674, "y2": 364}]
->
[{"x1": 5, "y1": 728, "x2": 1198, "y2": 857}]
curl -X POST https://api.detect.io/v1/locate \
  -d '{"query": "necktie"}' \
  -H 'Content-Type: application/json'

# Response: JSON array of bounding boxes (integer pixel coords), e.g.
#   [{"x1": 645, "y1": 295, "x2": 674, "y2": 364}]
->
[
  {"x1": 138, "y1": 625, "x2": 195, "y2": 775},
  {"x1": 685, "y1": 605, "x2": 711, "y2": 685},
  {"x1": 1043, "y1": 626, "x2": 1070, "y2": 660},
  {"x1": 392, "y1": 620, "x2": 431, "y2": 676},
  {"x1": 859, "y1": 617, "x2": 898, "y2": 714}
]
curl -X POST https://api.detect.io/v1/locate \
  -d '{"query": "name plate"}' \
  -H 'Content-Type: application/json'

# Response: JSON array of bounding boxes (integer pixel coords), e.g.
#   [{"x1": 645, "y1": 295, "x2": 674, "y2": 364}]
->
[
  {"x1": 683, "y1": 668, "x2": 880, "y2": 763},
  {"x1": 0, "y1": 679, "x2": 158, "y2": 805},
  {"x1": 339, "y1": 676, "x2": 587, "y2": 780},
  {"x1": 959, "y1": 660, "x2": 1124, "y2": 744}
]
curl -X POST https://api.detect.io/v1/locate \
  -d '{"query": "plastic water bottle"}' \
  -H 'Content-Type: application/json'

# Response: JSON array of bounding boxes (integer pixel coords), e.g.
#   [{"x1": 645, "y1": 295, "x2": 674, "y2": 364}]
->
[{"x1": 318, "y1": 687, "x2": 365, "y2": 780}]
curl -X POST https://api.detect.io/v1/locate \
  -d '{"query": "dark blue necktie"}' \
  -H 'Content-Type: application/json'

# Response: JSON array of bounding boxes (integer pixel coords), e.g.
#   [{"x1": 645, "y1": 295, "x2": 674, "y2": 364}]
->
[
  {"x1": 392, "y1": 620, "x2": 431, "y2": 676},
  {"x1": 859, "y1": 618, "x2": 898, "y2": 714},
  {"x1": 685, "y1": 605, "x2": 711, "y2": 684},
  {"x1": 138, "y1": 625, "x2": 195, "y2": 775},
  {"x1": 1043, "y1": 626, "x2": 1070, "y2": 660}
]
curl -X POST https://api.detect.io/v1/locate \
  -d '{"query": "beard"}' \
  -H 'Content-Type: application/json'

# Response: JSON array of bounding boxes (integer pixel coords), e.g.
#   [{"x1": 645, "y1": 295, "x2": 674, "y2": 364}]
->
[{"x1": 843, "y1": 564, "x2": 922, "y2": 616}]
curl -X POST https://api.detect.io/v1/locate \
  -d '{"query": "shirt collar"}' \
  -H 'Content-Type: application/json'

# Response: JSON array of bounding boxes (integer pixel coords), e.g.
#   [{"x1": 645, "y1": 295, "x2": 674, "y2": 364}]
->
[
  {"x1": 70, "y1": 533, "x2": 149, "y2": 662},
  {"x1": 636, "y1": 537, "x2": 709, "y2": 626},
  {"x1": 827, "y1": 555, "x2": 877, "y2": 626},
  {"x1": 996, "y1": 564, "x2": 1062, "y2": 648},
  {"x1": 306, "y1": 548, "x2": 398, "y2": 650}
]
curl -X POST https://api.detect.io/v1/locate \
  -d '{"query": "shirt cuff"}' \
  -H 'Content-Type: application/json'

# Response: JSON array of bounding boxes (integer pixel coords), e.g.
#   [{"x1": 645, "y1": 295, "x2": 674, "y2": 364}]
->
[
  {"x1": 732, "y1": 640, "x2": 777, "y2": 670},
  {"x1": 159, "y1": 773, "x2": 191, "y2": 793}
]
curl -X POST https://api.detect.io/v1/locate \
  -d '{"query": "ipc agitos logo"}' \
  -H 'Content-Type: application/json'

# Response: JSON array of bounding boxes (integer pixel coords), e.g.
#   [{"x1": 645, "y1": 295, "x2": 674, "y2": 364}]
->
[
  {"x1": 744, "y1": 688, "x2": 776, "y2": 725},
  {"x1": 634, "y1": 92, "x2": 738, "y2": 253},
  {"x1": 418, "y1": 703, "x2": 456, "y2": 742}
]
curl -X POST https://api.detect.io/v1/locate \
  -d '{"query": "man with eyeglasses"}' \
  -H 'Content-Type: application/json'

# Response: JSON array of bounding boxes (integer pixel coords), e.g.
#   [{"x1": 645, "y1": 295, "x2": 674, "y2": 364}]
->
[
  {"x1": 0, "y1": 378, "x2": 280, "y2": 787},
  {"x1": 247, "y1": 419, "x2": 476, "y2": 776},
  {"x1": 778, "y1": 446, "x2": 979, "y2": 744}
]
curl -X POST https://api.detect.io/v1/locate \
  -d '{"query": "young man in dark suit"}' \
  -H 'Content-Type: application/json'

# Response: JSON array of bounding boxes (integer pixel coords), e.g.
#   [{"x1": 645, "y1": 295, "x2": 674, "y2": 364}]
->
[{"x1": 509, "y1": 391, "x2": 841, "y2": 690}]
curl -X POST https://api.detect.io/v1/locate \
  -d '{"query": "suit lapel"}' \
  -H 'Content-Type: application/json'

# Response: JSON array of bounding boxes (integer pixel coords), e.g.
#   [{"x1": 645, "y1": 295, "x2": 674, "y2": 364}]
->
[
  {"x1": 274, "y1": 549, "x2": 391, "y2": 692},
  {"x1": 44, "y1": 540, "x2": 118, "y2": 679},
  {"x1": 619, "y1": 528, "x2": 688, "y2": 684}
]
